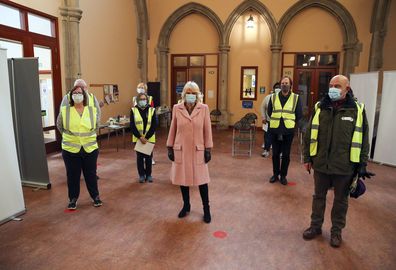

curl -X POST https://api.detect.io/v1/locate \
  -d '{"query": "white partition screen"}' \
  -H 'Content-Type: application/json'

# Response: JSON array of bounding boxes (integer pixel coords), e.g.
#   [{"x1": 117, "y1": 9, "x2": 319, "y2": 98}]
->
[
  {"x1": 350, "y1": 72, "x2": 379, "y2": 152},
  {"x1": 0, "y1": 49, "x2": 25, "y2": 225},
  {"x1": 374, "y1": 71, "x2": 396, "y2": 166}
]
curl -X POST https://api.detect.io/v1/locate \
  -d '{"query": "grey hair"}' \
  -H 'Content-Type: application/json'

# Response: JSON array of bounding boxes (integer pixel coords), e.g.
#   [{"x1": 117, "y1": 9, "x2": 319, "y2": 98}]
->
[
  {"x1": 181, "y1": 81, "x2": 202, "y2": 103},
  {"x1": 74, "y1": 79, "x2": 87, "y2": 89}
]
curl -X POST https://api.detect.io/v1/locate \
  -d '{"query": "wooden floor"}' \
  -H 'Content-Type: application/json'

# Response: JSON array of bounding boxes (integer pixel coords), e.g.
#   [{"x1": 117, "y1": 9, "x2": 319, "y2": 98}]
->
[{"x1": 1, "y1": 128, "x2": 395, "y2": 270}]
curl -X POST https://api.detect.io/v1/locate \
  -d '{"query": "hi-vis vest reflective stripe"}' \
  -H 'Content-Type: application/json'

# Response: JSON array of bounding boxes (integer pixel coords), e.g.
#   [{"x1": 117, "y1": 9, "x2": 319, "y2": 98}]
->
[
  {"x1": 270, "y1": 92, "x2": 298, "y2": 129},
  {"x1": 131, "y1": 107, "x2": 156, "y2": 143},
  {"x1": 68, "y1": 92, "x2": 95, "y2": 107},
  {"x1": 310, "y1": 101, "x2": 364, "y2": 162},
  {"x1": 61, "y1": 105, "x2": 98, "y2": 153},
  {"x1": 133, "y1": 96, "x2": 153, "y2": 107}
]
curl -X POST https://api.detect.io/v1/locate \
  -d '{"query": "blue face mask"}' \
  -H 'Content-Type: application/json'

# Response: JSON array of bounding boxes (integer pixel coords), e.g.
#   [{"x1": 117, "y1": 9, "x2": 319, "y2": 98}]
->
[
  {"x1": 185, "y1": 94, "x2": 197, "y2": 104},
  {"x1": 328, "y1": 87, "x2": 342, "y2": 101},
  {"x1": 138, "y1": 100, "x2": 147, "y2": 107}
]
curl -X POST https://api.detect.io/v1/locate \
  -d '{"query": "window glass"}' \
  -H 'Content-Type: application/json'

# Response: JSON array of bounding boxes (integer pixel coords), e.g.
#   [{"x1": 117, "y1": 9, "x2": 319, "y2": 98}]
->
[
  {"x1": 190, "y1": 56, "x2": 204, "y2": 66},
  {"x1": 28, "y1": 13, "x2": 53, "y2": 37},
  {"x1": 34, "y1": 46, "x2": 52, "y2": 70},
  {"x1": 0, "y1": 39, "x2": 23, "y2": 58},
  {"x1": 173, "y1": 56, "x2": 187, "y2": 66},
  {"x1": 0, "y1": 4, "x2": 22, "y2": 29},
  {"x1": 297, "y1": 54, "x2": 316, "y2": 67},
  {"x1": 318, "y1": 54, "x2": 337, "y2": 66}
]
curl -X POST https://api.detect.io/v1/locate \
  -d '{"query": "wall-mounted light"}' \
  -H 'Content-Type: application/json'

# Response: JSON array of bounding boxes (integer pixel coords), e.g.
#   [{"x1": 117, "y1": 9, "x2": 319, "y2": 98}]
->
[{"x1": 246, "y1": 14, "x2": 254, "y2": 28}]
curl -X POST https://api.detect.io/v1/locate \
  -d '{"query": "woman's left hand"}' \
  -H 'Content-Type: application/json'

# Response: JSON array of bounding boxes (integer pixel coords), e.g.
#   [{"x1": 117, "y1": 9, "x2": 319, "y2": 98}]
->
[{"x1": 139, "y1": 136, "x2": 148, "y2": 144}]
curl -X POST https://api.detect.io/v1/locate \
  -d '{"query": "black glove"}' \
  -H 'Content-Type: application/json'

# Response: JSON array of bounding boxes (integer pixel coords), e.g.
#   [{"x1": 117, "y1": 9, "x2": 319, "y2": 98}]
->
[
  {"x1": 357, "y1": 164, "x2": 375, "y2": 180},
  {"x1": 204, "y1": 149, "x2": 211, "y2": 163},
  {"x1": 167, "y1": 147, "x2": 174, "y2": 162}
]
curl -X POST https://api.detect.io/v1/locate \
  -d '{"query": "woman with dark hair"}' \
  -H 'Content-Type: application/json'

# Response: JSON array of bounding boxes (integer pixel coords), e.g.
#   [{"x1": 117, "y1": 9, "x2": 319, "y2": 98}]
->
[
  {"x1": 57, "y1": 86, "x2": 102, "y2": 210},
  {"x1": 130, "y1": 93, "x2": 157, "y2": 183}
]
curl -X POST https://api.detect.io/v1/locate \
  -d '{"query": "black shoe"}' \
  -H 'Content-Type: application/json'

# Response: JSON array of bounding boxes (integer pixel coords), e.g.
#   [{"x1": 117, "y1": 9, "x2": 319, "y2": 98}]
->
[
  {"x1": 93, "y1": 198, "x2": 103, "y2": 207},
  {"x1": 302, "y1": 227, "x2": 322, "y2": 240},
  {"x1": 96, "y1": 175, "x2": 100, "y2": 180},
  {"x1": 139, "y1": 176, "x2": 145, "y2": 183},
  {"x1": 146, "y1": 176, "x2": 153, "y2": 183},
  {"x1": 330, "y1": 233, "x2": 342, "y2": 248},
  {"x1": 203, "y1": 206, "x2": 211, "y2": 223},
  {"x1": 280, "y1": 176, "x2": 288, "y2": 185},
  {"x1": 269, "y1": 175, "x2": 279, "y2": 183},
  {"x1": 67, "y1": 198, "x2": 77, "y2": 210},
  {"x1": 178, "y1": 204, "x2": 190, "y2": 218}
]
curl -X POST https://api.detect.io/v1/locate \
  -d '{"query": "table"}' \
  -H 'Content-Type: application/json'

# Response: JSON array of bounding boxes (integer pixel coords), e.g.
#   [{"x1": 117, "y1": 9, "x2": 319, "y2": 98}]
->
[{"x1": 98, "y1": 121, "x2": 129, "y2": 151}]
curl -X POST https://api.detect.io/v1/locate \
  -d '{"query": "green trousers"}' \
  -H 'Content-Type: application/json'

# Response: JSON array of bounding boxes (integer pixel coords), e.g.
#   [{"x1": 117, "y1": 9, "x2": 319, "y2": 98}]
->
[{"x1": 310, "y1": 171, "x2": 353, "y2": 234}]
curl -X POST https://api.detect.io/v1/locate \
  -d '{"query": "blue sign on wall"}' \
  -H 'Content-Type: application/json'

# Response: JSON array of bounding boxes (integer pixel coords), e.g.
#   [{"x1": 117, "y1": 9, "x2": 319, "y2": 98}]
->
[
  {"x1": 176, "y1": 85, "x2": 184, "y2": 93},
  {"x1": 242, "y1": 101, "x2": 253, "y2": 109}
]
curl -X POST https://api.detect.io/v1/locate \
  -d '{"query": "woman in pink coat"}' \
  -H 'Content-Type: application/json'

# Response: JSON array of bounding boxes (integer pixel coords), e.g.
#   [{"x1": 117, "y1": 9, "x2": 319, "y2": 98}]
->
[{"x1": 166, "y1": 81, "x2": 213, "y2": 223}]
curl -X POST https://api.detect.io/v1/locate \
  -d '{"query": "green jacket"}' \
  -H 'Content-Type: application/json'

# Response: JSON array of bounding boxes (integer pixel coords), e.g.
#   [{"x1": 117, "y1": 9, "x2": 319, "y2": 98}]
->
[{"x1": 303, "y1": 93, "x2": 369, "y2": 176}]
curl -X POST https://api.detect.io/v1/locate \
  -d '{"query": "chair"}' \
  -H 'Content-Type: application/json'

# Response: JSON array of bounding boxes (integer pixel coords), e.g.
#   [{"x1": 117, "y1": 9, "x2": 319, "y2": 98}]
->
[
  {"x1": 242, "y1": 113, "x2": 258, "y2": 142},
  {"x1": 232, "y1": 118, "x2": 254, "y2": 157},
  {"x1": 210, "y1": 109, "x2": 222, "y2": 129}
]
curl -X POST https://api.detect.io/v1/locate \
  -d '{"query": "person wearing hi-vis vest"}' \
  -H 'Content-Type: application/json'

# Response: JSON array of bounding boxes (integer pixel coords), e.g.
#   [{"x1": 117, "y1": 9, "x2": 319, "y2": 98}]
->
[
  {"x1": 267, "y1": 76, "x2": 302, "y2": 185},
  {"x1": 302, "y1": 75, "x2": 374, "y2": 248},
  {"x1": 130, "y1": 93, "x2": 157, "y2": 183},
  {"x1": 166, "y1": 81, "x2": 213, "y2": 224},
  {"x1": 56, "y1": 86, "x2": 102, "y2": 210}
]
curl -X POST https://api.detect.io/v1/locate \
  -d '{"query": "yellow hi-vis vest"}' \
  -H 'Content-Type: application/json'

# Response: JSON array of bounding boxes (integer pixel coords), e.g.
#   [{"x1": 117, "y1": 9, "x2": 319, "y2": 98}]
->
[
  {"x1": 310, "y1": 101, "x2": 364, "y2": 162},
  {"x1": 270, "y1": 92, "x2": 298, "y2": 129},
  {"x1": 61, "y1": 106, "x2": 98, "y2": 153},
  {"x1": 131, "y1": 107, "x2": 156, "y2": 143}
]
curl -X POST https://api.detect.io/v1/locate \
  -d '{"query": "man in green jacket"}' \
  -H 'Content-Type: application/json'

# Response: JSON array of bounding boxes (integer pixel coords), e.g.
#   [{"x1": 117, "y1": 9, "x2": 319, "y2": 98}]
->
[{"x1": 302, "y1": 75, "x2": 374, "y2": 248}]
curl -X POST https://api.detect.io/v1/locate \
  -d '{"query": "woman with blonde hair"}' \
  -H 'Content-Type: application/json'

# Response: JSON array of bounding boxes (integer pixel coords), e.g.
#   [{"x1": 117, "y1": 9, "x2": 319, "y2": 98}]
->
[{"x1": 166, "y1": 81, "x2": 213, "y2": 223}]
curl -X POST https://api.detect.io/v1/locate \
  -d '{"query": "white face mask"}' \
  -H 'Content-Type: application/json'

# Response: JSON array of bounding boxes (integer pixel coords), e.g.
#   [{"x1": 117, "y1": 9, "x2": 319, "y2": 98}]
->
[
  {"x1": 137, "y1": 88, "x2": 145, "y2": 94},
  {"x1": 72, "y1": 93, "x2": 84, "y2": 104},
  {"x1": 185, "y1": 93, "x2": 197, "y2": 104},
  {"x1": 274, "y1": 88, "x2": 281, "y2": 94}
]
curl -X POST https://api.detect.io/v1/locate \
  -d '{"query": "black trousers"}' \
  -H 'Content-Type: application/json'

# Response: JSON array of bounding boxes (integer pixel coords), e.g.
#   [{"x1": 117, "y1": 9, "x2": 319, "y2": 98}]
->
[
  {"x1": 310, "y1": 171, "x2": 352, "y2": 234},
  {"x1": 180, "y1": 184, "x2": 209, "y2": 207},
  {"x1": 271, "y1": 133, "x2": 294, "y2": 177},
  {"x1": 62, "y1": 148, "x2": 99, "y2": 201},
  {"x1": 136, "y1": 151, "x2": 152, "y2": 177}
]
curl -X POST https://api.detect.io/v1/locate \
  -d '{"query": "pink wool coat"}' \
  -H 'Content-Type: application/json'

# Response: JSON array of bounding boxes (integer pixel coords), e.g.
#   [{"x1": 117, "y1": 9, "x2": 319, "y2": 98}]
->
[{"x1": 166, "y1": 102, "x2": 213, "y2": 186}]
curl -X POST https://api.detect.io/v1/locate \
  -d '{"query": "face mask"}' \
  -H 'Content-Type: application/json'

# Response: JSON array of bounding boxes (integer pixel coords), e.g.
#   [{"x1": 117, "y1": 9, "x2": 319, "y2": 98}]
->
[
  {"x1": 328, "y1": 87, "x2": 342, "y2": 101},
  {"x1": 281, "y1": 85, "x2": 290, "y2": 93},
  {"x1": 185, "y1": 94, "x2": 197, "y2": 104},
  {"x1": 274, "y1": 88, "x2": 281, "y2": 94},
  {"x1": 138, "y1": 100, "x2": 147, "y2": 107},
  {"x1": 137, "y1": 88, "x2": 145, "y2": 94},
  {"x1": 72, "y1": 93, "x2": 84, "y2": 104}
]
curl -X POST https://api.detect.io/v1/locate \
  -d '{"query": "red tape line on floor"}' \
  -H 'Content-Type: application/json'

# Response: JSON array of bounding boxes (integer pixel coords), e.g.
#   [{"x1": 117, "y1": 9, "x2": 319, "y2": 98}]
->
[
  {"x1": 288, "y1": 181, "x2": 297, "y2": 186},
  {"x1": 64, "y1": 209, "x2": 77, "y2": 213}
]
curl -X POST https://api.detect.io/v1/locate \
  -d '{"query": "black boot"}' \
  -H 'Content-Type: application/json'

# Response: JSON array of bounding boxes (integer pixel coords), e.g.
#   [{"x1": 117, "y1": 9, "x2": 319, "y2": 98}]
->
[
  {"x1": 199, "y1": 184, "x2": 211, "y2": 223},
  {"x1": 178, "y1": 186, "x2": 190, "y2": 218}
]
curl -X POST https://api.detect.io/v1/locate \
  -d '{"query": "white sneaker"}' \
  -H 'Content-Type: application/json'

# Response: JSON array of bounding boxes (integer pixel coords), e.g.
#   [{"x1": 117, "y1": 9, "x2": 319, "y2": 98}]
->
[
  {"x1": 152, "y1": 159, "x2": 156, "y2": 165},
  {"x1": 261, "y1": 144, "x2": 265, "y2": 149},
  {"x1": 261, "y1": 150, "x2": 270, "y2": 157}
]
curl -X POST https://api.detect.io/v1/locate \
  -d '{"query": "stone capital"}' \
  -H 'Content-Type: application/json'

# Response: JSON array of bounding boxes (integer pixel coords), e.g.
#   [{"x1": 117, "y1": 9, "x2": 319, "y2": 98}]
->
[
  {"x1": 270, "y1": 43, "x2": 282, "y2": 52},
  {"x1": 158, "y1": 46, "x2": 169, "y2": 54},
  {"x1": 218, "y1": 45, "x2": 230, "y2": 53},
  {"x1": 59, "y1": 7, "x2": 82, "y2": 21}
]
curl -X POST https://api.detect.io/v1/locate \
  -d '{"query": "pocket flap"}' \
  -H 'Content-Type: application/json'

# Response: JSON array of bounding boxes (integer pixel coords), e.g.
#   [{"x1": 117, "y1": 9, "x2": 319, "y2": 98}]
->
[
  {"x1": 173, "y1": 144, "x2": 182, "y2": 150},
  {"x1": 196, "y1": 145, "x2": 205, "y2": 151}
]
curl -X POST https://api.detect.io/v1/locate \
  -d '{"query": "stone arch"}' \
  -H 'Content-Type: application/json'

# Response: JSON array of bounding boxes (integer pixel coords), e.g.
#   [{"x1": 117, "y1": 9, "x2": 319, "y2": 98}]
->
[
  {"x1": 223, "y1": 0, "x2": 278, "y2": 45},
  {"x1": 134, "y1": 0, "x2": 149, "y2": 82},
  {"x1": 278, "y1": 0, "x2": 361, "y2": 75},
  {"x1": 156, "y1": 2, "x2": 224, "y2": 106}
]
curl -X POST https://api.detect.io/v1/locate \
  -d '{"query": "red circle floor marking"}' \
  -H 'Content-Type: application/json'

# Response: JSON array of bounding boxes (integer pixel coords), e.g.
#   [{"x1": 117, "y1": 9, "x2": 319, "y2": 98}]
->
[
  {"x1": 213, "y1": 231, "x2": 227, "y2": 239},
  {"x1": 288, "y1": 181, "x2": 297, "y2": 186},
  {"x1": 64, "y1": 209, "x2": 77, "y2": 213}
]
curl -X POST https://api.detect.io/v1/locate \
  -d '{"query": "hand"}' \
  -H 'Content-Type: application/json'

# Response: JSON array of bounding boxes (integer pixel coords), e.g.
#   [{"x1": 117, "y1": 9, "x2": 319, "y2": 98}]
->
[
  {"x1": 139, "y1": 136, "x2": 148, "y2": 144},
  {"x1": 167, "y1": 147, "x2": 174, "y2": 162},
  {"x1": 357, "y1": 164, "x2": 375, "y2": 180},
  {"x1": 262, "y1": 119, "x2": 267, "y2": 125},
  {"x1": 204, "y1": 149, "x2": 211, "y2": 163},
  {"x1": 304, "y1": 163, "x2": 312, "y2": 174}
]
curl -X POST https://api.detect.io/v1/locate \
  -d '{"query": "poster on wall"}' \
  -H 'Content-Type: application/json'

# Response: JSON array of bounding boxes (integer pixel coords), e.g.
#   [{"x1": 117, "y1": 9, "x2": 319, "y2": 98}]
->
[
  {"x1": 103, "y1": 84, "x2": 119, "y2": 104},
  {"x1": 242, "y1": 100, "x2": 253, "y2": 109}
]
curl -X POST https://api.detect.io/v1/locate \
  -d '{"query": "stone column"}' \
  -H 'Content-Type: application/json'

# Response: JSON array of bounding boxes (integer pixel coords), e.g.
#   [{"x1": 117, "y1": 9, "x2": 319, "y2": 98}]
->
[
  {"x1": 270, "y1": 43, "x2": 282, "y2": 86},
  {"x1": 137, "y1": 38, "x2": 148, "y2": 83},
  {"x1": 343, "y1": 43, "x2": 357, "y2": 77},
  {"x1": 158, "y1": 46, "x2": 169, "y2": 106},
  {"x1": 60, "y1": 0, "x2": 82, "y2": 91},
  {"x1": 218, "y1": 45, "x2": 230, "y2": 128}
]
